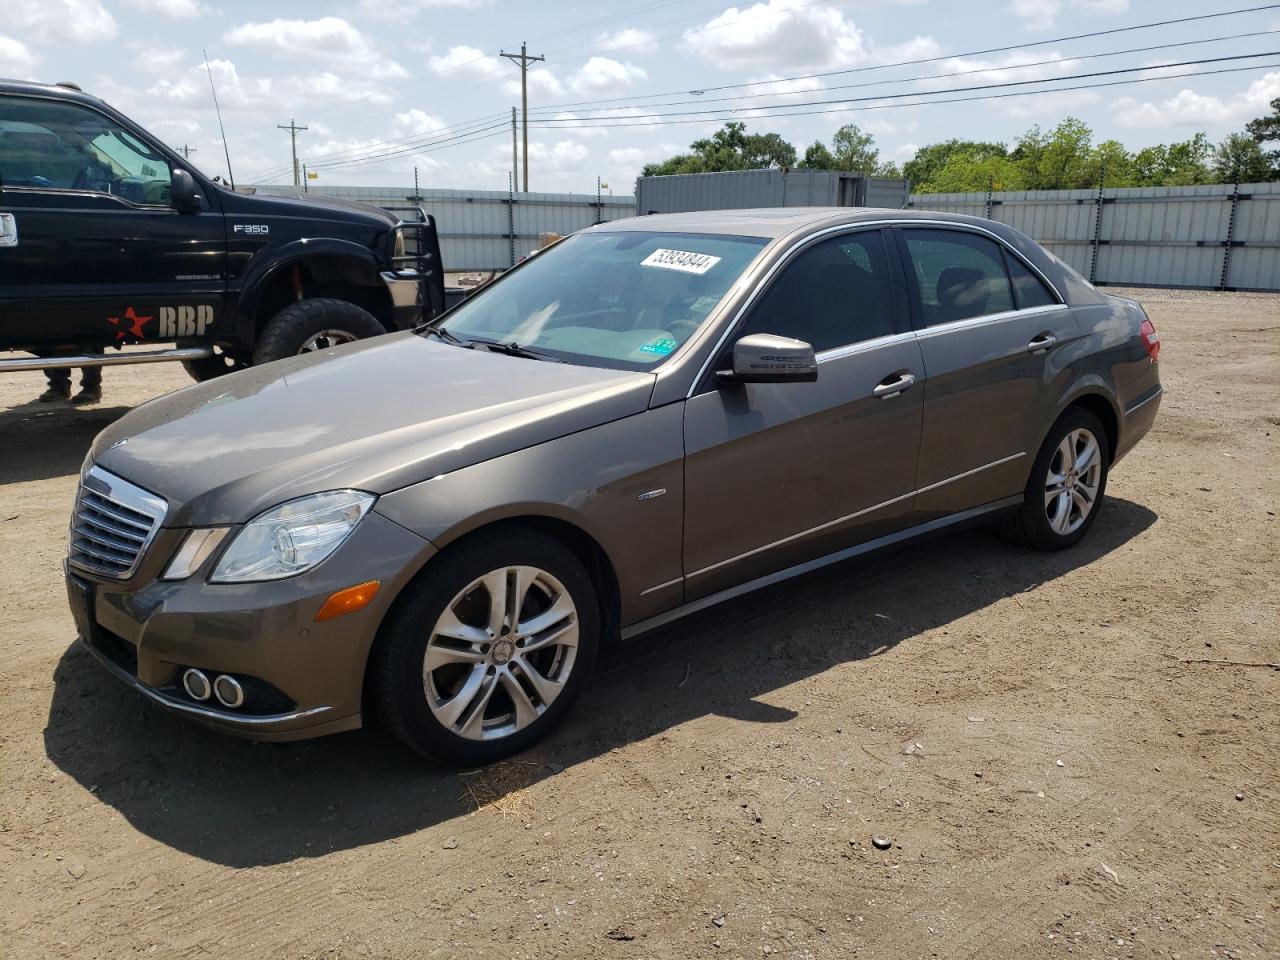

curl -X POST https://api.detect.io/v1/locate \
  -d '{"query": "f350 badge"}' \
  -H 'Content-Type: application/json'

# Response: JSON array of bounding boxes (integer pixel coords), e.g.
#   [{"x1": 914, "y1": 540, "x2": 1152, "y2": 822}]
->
[{"x1": 233, "y1": 224, "x2": 269, "y2": 235}]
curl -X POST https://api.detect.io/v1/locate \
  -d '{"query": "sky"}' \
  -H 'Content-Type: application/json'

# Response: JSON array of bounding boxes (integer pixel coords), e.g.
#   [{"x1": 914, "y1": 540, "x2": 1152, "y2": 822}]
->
[{"x1": 3, "y1": 0, "x2": 1278, "y2": 195}]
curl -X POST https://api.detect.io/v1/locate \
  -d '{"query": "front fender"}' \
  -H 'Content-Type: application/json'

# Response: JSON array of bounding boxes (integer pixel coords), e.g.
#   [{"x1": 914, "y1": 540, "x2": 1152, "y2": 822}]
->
[{"x1": 235, "y1": 238, "x2": 383, "y2": 337}]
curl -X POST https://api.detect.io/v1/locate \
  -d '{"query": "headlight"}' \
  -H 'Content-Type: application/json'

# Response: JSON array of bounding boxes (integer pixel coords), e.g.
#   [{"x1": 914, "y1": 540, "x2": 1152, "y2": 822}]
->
[{"x1": 209, "y1": 490, "x2": 376, "y2": 583}]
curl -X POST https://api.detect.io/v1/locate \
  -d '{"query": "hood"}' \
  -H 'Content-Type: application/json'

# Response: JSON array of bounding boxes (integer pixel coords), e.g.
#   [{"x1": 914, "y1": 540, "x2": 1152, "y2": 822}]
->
[
  {"x1": 220, "y1": 188, "x2": 399, "y2": 228},
  {"x1": 91, "y1": 333, "x2": 655, "y2": 526}
]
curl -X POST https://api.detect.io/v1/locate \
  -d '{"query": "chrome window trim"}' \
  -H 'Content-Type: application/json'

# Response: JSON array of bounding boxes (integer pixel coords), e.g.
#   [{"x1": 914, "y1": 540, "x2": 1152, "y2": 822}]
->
[
  {"x1": 671, "y1": 451, "x2": 1027, "y2": 586},
  {"x1": 914, "y1": 302, "x2": 1069, "y2": 339},
  {"x1": 816, "y1": 330, "x2": 918, "y2": 363},
  {"x1": 686, "y1": 217, "x2": 1066, "y2": 398}
]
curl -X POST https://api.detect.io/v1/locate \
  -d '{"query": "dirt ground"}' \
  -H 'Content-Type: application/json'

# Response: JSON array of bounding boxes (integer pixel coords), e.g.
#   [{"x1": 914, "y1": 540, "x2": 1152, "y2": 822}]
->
[{"x1": 0, "y1": 288, "x2": 1276, "y2": 960}]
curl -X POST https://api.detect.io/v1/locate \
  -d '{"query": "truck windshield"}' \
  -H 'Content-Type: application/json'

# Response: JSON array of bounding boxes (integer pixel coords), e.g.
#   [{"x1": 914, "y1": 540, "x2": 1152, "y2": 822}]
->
[{"x1": 434, "y1": 230, "x2": 768, "y2": 370}]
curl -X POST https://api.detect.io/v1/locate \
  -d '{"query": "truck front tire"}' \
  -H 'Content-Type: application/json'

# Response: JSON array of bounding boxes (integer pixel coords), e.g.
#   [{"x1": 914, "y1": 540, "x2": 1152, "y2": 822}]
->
[{"x1": 252, "y1": 298, "x2": 386, "y2": 366}]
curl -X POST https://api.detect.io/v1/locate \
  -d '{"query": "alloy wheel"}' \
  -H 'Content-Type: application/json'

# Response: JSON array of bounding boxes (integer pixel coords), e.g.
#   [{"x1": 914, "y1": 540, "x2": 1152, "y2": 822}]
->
[
  {"x1": 298, "y1": 329, "x2": 359, "y2": 352},
  {"x1": 423, "y1": 566, "x2": 579, "y2": 741},
  {"x1": 1044, "y1": 427, "x2": 1102, "y2": 536}
]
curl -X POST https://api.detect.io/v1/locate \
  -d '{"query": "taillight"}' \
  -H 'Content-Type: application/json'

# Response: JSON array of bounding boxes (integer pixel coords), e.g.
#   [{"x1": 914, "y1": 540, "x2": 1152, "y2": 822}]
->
[{"x1": 1140, "y1": 317, "x2": 1160, "y2": 362}]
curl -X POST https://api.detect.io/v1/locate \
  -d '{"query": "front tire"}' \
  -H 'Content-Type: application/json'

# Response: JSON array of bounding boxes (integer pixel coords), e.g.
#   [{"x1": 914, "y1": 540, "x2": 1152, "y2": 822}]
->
[
  {"x1": 372, "y1": 529, "x2": 599, "y2": 765},
  {"x1": 1004, "y1": 408, "x2": 1109, "y2": 551},
  {"x1": 182, "y1": 345, "x2": 250, "y2": 382},
  {"x1": 252, "y1": 297, "x2": 386, "y2": 366}
]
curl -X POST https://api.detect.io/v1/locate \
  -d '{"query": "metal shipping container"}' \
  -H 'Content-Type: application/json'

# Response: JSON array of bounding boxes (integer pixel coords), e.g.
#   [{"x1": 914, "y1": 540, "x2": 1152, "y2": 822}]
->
[{"x1": 635, "y1": 169, "x2": 910, "y2": 215}]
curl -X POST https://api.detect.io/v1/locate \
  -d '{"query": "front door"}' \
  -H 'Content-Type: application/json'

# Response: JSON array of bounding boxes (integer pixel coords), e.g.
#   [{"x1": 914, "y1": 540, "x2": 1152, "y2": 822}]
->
[
  {"x1": 683, "y1": 227, "x2": 924, "y2": 600},
  {"x1": 895, "y1": 226, "x2": 1080, "y2": 519},
  {"x1": 0, "y1": 94, "x2": 226, "y2": 352}
]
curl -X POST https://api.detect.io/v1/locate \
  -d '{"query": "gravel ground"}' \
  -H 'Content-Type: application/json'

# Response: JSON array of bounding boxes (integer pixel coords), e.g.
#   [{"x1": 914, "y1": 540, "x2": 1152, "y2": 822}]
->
[{"x1": 0, "y1": 287, "x2": 1276, "y2": 959}]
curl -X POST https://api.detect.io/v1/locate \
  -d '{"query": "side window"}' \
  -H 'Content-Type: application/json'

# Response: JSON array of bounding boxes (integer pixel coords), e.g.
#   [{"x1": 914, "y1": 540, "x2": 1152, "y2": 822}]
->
[
  {"x1": 738, "y1": 230, "x2": 898, "y2": 353},
  {"x1": 901, "y1": 229, "x2": 1015, "y2": 326},
  {"x1": 1005, "y1": 252, "x2": 1058, "y2": 309},
  {"x1": 0, "y1": 96, "x2": 171, "y2": 205}
]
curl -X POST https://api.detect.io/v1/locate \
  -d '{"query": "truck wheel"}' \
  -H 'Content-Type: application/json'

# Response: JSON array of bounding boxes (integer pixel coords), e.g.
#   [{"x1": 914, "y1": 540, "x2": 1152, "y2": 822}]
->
[
  {"x1": 182, "y1": 346, "x2": 249, "y2": 383},
  {"x1": 252, "y1": 298, "x2": 386, "y2": 365}
]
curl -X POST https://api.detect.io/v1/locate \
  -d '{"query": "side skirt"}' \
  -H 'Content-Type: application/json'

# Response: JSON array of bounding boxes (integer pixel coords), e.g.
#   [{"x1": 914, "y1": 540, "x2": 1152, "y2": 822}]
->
[{"x1": 620, "y1": 495, "x2": 1024, "y2": 641}]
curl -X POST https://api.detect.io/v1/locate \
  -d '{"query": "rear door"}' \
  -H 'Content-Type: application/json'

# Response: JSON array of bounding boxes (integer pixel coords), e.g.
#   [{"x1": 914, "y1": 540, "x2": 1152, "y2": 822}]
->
[
  {"x1": 682, "y1": 227, "x2": 924, "y2": 600},
  {"x1": 895, "y1": 226, "x2": 1078, "y2": 519},
  {"x1": 0, "y1": 94, "x2": 225, "y2": 351}
]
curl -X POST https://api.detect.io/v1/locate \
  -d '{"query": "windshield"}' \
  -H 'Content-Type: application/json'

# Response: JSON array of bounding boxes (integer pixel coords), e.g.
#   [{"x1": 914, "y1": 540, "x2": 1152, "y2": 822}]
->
[{"x1": 435, "y1": 230, "x2": 769, "y2": 370}]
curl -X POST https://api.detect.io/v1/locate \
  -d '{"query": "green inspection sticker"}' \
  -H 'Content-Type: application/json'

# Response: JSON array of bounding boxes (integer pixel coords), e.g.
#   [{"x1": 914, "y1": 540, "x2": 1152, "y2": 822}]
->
[{"x1": 639, "y1": 337, "x2": 678, "y2": 356}]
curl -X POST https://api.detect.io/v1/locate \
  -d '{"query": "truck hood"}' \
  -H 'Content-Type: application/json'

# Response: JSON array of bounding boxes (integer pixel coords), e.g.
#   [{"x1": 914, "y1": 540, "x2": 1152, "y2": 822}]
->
[
  {"x1": 91, "y1": 333, "x2": 655, "y2": 526},
  {"x1": 219, "y1": 188, "x2": 399, "y2": 228}
]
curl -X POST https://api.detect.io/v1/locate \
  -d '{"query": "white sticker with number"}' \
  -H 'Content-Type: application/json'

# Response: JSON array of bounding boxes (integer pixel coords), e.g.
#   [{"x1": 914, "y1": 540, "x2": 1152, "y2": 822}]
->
[{"x1": 640, "y1": 248, "x2": 722, "y2": 275}]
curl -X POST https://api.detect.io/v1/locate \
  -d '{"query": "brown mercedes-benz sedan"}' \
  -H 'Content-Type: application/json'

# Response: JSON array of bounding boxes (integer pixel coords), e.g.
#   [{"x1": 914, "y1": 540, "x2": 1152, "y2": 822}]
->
[{"x1": 67, "y1": 208, "x2": 1162, "y2": 764}]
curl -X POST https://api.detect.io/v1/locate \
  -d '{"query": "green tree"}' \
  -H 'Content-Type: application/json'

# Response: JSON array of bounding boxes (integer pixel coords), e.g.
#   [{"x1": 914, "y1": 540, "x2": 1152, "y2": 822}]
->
[
  {"x1": 1084, "y1": 139, "x2": 1136, "y2": 188},
  {"x1": 902, "y1": 139, "x2": 1008, "y2": 187},
  {"x1": 918, "y1": 151, "x2": 1025, "y2": 193},
  {"x1": 830, "y1": 123, "x2": 880, "y2": 172},
  {"x1": 640, "y1": 122, "x2": 795, "y2": 176},
  {"x1": 1012, "y1": 117, "x2": 1095, "y2": 189},
  {"x1": 1213, "y1": 132, "x2": 1271, "y2": 183},
  {"x1": 1244, "y1": 96, "x2": 1280, "y2": 176},
  {"x1": 797, "y1": 140, "x2": 835, "y2": 170}
]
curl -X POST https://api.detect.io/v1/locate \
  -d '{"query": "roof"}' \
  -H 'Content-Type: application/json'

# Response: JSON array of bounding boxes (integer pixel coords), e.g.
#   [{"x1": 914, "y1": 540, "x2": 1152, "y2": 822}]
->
[
  {"x1": 0, "y1": 79, "x2": 101, "y2": 105},
  {"x1": 593, "y1": 207, "x2": 989, "y2": 239}
]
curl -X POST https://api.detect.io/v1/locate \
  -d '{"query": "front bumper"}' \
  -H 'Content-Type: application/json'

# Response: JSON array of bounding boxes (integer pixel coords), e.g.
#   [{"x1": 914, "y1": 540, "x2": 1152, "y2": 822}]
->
[
  {"x1": 68, "y1": 510, "x2": 436, "y2": 742},
  {"x1": 380, "y1": 270, "x2": 425, "y2": 331}
]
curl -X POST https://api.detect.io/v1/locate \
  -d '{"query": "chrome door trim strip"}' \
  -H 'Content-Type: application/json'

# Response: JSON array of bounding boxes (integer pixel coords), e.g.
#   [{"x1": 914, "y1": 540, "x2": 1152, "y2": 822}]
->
[
  {"x1": 640, "y1": 576, "x2": 685, "y2": 597},
  {"x1": 1123, "y1": 385, "x2": 1163, "y2": 415},
  {"x1": 622, "y1": 495, "x2": 1024, "y2": 640},
  {"x1": 686, "y1": 217, "x2": 1067, "y2": 399},
  {"x1": 913, "y1": 303, "x2": 1069, "y2": 340},
  {"x1": 681, "y1": 451, "x2": 1027, "y2": 583},
  {"x1": 915, "y1": 451, "x2": 1026, "y2": 495},
  {"x1": 816, "y1": 330, "x2": 918, "y2": 363}
]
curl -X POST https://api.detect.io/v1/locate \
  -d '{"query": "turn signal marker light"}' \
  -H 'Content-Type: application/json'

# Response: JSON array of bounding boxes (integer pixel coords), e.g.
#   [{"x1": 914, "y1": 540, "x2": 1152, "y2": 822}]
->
[{"x1": 316, "y1": 580, "x2": 380, "y2": 622}]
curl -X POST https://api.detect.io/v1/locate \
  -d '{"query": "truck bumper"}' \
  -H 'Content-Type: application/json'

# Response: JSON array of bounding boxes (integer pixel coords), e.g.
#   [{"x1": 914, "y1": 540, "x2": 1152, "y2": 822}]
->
[{"x1": 381, "y1": 271, "x2": 424, "y2": 330}]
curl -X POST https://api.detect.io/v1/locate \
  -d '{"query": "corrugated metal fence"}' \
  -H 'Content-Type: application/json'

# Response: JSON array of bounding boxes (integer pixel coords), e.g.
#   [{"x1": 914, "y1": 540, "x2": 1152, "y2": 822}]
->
[
  {"x1": 253, "y1": 184, "x2": 637, "y2": 271},
  {"x1": 907, "y1": 182, "x2": 1280, "y2": 292}
]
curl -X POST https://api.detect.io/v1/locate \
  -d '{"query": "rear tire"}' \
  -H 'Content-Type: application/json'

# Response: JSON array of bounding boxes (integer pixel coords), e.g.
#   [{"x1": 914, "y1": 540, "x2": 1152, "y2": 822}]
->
[
  {"x1": 372, "y1": 529, "x2": 599, "y2": 766},
  {"x1": 252, "y1": 298, "x2": 386, "y2": 366},
  {"x1": 1003, "y1": 407, "x2": 1109, "y2": 551},
  {"x1": 182, "y1": 346, "x2": 250, "y2": 383}
]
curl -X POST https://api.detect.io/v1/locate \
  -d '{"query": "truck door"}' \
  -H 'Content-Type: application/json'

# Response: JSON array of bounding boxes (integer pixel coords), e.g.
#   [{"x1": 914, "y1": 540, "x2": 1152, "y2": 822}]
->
[{"x1": 0, "y1": 94, "x2": 226, "y2": 352}]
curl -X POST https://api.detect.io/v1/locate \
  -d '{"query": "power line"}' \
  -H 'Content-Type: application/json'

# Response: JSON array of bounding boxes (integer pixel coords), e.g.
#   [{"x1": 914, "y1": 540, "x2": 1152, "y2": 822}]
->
[
  {"x1": 527, "y1": 61, "x2": 1279, "y2": 130},
  {"x1": 530, "y1": 52, "x2": 1280, "y2": 124},
  {"x1": 304, "y1": 122, "x2": 512, "y2": 172},
  {"x1": 536, "y1": 1, "x2": 1280, "y2": 111},
  {"x1": 530, "y1": 29, "x2": 1279, "y2": 117}
]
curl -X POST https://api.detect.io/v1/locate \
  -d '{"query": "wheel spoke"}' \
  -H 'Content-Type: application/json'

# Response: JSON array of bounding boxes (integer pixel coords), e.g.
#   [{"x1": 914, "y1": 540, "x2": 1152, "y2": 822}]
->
[
  {"x1": 521, "y1": 619, "x2": 578, "y2": 655},
  {"x1": 432, "y1": 607, "x2": 489, "y2": 645},
  {"x1": 1050, "y1": 490, "x2": 1072, "y2": 533},
  {"x1": 433, "y1": 663, "x2": 488, "y2": 729},
  {"x1": 481, "y1": 570, "x2": 509, "y2": 636},
  {"x1": 518, "y1": 590, "x2": 576, "y2": 641},
  {"x1": 1044, "y1": 475, "x2": 1067, "y2": 508},
  {"x1": 1056, "y1": 437, "x2": 1074, "y2": 475},
  {"x1": 508, "y1": 567, "x2": 538, "y2": 634},
  {"x1": 498, "y1": 671, "x2": 540, "y2": 728},
  {"x1": 513, "y1": 657, "x2": 564, "y2": 707},
  {"x1": 425, "y1": 642, "x2": 485, "y2": 672},
  {"x1": 457, "y1": 673, "x2": 501, "y2": 739},
  {"x1": 1074, "y1": 435, "x2": 1098, "y2": 474}
]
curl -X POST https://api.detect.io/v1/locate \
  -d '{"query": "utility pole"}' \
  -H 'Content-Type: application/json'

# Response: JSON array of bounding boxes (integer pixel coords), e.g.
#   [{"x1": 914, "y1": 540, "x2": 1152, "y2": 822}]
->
[
  {"x1": 510, "y1": 107, "x2": 518, "y2": 195},
  {"x1": 500, "y1": 42, "x2": 544, "y2": 192},
  {"x1": 178, "y1": 144, "x2": 197, "y2": 160},
  {"x1": 277, "y1": 118, "x2": 308, "y2": 187}
]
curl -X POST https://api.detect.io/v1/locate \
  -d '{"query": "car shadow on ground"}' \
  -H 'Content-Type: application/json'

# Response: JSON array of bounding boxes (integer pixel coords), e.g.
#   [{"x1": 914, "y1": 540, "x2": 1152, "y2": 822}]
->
[
  {"x1": 43, "y1": 497, "x2": 1157, "y2": 868},
  {"x1": 0, "y1": 400, "x2": 132, "y2": 485}
]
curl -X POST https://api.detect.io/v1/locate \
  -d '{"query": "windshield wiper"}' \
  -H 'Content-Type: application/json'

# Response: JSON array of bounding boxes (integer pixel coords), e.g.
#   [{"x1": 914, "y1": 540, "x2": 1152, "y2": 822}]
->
[
  {"x1": 423, "y1": 325, "x2": 473, "y2": 347},
  {"x1": 470, "y1": 339, "x2": 566, "y2": 363}
]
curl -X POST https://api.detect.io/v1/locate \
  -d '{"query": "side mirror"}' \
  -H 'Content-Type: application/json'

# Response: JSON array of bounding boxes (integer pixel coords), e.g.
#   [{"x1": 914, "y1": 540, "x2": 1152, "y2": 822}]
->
[
  {"x1": 170, "y1": 169, "x2": 201, "y2": 213},
  {"x1": 719, "y1": 333, "x2": 818, "y2": 385}
]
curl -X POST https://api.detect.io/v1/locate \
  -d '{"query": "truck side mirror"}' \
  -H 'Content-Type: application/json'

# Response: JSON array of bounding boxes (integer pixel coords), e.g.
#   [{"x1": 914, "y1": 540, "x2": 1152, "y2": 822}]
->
[
  {"x1": 171, "y1": 169, "x2": 201, "y2": 214},
  {"x1": 718, "y1": 333, "x2": 818, "y2": 385}
]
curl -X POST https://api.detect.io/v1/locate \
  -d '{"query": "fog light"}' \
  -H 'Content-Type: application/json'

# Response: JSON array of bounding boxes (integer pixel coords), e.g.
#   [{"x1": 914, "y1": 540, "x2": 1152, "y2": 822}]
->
[
  {"x1": 182, "y1": 668, "x2": 211, "y2": 701},
  {"x1": 316, "y1": 580, "x2": 380, "y2": 622},
  {"x1": 213, "y1": 674, "x2": 245, "y2": 709}
]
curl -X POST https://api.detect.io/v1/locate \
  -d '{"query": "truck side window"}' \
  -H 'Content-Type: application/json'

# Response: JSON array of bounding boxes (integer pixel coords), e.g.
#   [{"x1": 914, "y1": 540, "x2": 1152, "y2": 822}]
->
[{"x1": 0, "y1": 96, "x2": 172, "y2": 205}]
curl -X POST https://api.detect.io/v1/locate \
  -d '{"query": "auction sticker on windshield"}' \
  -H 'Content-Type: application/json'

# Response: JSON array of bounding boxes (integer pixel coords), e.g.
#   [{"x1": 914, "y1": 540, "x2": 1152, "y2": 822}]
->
[{"x1": 641, "y1": 248, "x2": 722, "y2": 275}]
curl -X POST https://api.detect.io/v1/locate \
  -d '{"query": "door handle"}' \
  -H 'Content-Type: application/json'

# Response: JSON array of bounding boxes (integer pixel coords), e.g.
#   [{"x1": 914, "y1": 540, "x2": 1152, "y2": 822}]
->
[
  {"x1": 0, "y1": 213, "x2": 17, "y2": 248},
  {"x1": 872, "y1": 372, "x2": 916, "y2": 400},
  {"x1": 1027, "y1": 332, "x2": 1057, "y2": 354}
]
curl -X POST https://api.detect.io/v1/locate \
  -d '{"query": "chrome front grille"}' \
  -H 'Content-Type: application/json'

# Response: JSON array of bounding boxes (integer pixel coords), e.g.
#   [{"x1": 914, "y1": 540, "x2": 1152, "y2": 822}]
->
[{"x1": 69, "y1": 466, "x2": 166, "y2": 579}]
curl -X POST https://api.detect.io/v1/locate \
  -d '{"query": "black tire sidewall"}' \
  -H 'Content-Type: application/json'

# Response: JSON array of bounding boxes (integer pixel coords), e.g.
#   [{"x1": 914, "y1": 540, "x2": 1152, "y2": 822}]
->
[
  {"x1": 376, "y1": 531, "x2": 600, "y2": 766},
  {"x1": 252, "y1": 298, "x2": 386, "y2": 366},
  {"x1": 1024, "y1": 408, "x2": 1110, "y2": 549}
]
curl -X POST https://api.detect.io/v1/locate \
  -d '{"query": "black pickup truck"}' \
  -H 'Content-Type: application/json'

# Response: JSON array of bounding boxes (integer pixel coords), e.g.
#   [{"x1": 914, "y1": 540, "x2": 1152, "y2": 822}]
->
[{"x1": 0, "y1": 79, "x2": 457, "y2": 382}]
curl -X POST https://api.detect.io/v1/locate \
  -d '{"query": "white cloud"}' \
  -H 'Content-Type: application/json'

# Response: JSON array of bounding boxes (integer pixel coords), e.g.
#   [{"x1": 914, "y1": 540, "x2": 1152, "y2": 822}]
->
[
  {"x1": 1111, "y1": 72, "x2": 1280, "y2": 128},
  {"x1": 429, "y1": 45, "x2": 506, "y2": 82},
  {"x1": 125, "y1": 0, "x2": 211, "y2": 18},
  {"x1": 147, "y1": 58, "x2": 269, "y2": 109},
  {"x1": 1006, "y1": 0, "x2": 1128, "y2": 31},
  {"x1": 517, "y1": 68, "x2": 565, "y2": 98},
  {"x1": 1003, "y1": 89, "x2": 1100, "y2": 118},
  {"x1": 7, "y1": 0, "x2": 118, "y2": 43},
  {"x1": 594, "y1": 28, "x2": 659, "y2": 55},
  {"x1": 894, "y1": 142, "x2": 920, "y2": 158},
  {"x1": 224, "y1": 17, "x2": 406, "y2": 78},
  {"x1": 917, "y1": 51, "x2": 1079, "y2": 91},
  {"x1": 393, "y1": 109, "x2": 448, "y2": 136},
  {"x1": 569, "y1": 57, "x2": 647, "y2": 95},
  {"x1": 0, "y1": 35, "x2": 39, "y2": 74},
  {"x1": 132, "y1": 47, "x2": 190, "y2": 75}
]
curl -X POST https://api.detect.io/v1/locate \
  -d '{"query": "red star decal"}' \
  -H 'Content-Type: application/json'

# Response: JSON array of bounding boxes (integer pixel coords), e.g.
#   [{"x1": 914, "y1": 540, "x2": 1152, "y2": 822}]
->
[{"x1": 107, "y1": 306, "x2": 152, "y2": 341}]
